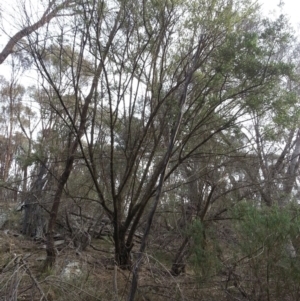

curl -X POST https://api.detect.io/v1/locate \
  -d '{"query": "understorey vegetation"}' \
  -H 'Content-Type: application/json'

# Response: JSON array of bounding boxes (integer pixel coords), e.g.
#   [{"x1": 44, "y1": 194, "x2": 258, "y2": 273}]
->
[{"x1": 1, "y1": 0, "x2": 300, "y2": 300}]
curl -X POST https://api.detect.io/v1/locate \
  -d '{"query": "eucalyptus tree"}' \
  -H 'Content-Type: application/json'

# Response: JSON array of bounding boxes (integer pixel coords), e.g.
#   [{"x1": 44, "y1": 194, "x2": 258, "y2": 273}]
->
[
  {"x1": 24, "y1": 0, "x2": 295, "y2": 276},
  {"x1": 0, "y1": 76, "x2": 24, "y2": 183},
  {"x1": 227, "y1": 28, "x2": 300, "y2": 209},
  {"x1": 20, "y1": 85, "x2": 72, "y2": 237},
  {"x1": 26, "y1": 0, "x2": 123, "y2": 268},
  {"x1": 0, "y1": 74, "x2": 31, "y2": 203},
  {"x1": 76, "y1": 0, "x2": 294, "y2": 274}
]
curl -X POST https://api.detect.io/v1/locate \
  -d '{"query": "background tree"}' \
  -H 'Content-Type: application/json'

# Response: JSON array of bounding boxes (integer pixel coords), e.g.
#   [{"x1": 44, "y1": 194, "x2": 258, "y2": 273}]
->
[{"x1": 1, "y1": 1, "x2": 300, "y2": 300}]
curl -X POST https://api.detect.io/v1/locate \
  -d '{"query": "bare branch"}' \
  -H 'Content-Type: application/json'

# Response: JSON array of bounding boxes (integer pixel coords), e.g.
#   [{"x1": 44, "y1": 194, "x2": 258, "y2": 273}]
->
[{"x1": 0, "y1": 0, "x2": 75, "y2": 65}]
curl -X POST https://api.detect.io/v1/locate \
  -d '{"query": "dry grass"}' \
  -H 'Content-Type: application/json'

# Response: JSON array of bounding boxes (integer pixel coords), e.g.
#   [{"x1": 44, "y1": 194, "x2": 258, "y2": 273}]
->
[{"x1": 0, "y1": 229, "x2": 217, "y2": 301}]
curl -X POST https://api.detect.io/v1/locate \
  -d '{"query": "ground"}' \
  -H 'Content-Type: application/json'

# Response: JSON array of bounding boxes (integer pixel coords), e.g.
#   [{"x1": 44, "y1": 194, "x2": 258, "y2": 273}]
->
[{"x1": 0, "y1": 228, "x2": 218, "y2": 301}]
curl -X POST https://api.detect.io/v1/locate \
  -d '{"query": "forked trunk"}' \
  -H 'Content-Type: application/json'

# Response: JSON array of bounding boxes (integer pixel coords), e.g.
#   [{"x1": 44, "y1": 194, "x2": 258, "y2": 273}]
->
[
  {"x1": 114, "y1": 226, "x2": 133, "y2": 269},
  {"x1": 115, "y1": 242, "x2": 132, "y2": 270}
]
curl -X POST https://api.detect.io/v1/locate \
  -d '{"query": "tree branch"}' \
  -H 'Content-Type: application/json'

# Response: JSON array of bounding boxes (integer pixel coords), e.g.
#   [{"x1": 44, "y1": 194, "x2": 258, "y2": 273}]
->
[{"x1": 0, "y1": 0, "x2": 75, "y2": 65}]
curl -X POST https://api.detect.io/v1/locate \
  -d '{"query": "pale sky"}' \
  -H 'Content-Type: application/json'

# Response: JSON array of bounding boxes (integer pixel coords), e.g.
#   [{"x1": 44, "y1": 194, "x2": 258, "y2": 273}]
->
[
  {"x1": 261, "y1": 0, "x2": 300, "y2": 28},
  {"x1": 0, "y1": 0, "x2": 299, "y2": 40},
  {"x1": 0, "y1": 0, "x2": 299, "y2": 65}
]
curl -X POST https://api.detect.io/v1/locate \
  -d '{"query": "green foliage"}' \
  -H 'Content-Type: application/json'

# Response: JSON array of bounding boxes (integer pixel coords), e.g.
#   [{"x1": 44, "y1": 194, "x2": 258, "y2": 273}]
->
[
  {"x1": 188, "y1": 219, "x2": 221, "y2": 281},
  {"x1": 233, "y1": 203, "x2": 290, "y2": 253},
  {"x1": 2, "y1": 0, "x2": 300, "y2": 299},
  {"x1": 230, "y1": 202, "x2": 300, "y2": 299}
]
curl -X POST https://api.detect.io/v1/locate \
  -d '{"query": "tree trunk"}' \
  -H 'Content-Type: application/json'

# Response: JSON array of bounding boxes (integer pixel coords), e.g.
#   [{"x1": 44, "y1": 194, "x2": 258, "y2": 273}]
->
[
  {"x1": 114, "y1": 226, "x2": 132, "y2": 269},
  {"x1": 171, "y1": 237, "x2": 190, "y2": 276},
  {"x1": 44, "y1": 155, "x2": 75, "y2": 269},
  {"x1": 22, "y1": 162, "x2": 47, "y2": 237}
]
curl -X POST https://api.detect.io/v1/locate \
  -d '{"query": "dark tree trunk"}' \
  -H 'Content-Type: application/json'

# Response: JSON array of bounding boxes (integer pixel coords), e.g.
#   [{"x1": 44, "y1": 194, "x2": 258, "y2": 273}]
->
[
  {"x1": 171, "y1": 237, "x2": 190, "y2": 276},
  {"x1": 44, "y1": 155, "x2": 75, "y2": 269},
  {"x1": 114, "y1": 225, "x2": 133, "y2": 269},
  {"x1": 22, "y1": 162, "x2": 47, "y2": 237}
]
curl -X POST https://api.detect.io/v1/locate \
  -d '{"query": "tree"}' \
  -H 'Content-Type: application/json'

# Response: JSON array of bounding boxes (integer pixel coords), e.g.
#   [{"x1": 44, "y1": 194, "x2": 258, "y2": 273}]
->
[
  {"x1": 0, "y1": 0, "x2": 76, "y2": 65},
  {"x1": 25, "y1": 0, "x2": 122, "y2": 268},
  {"x1": 23, "y1": 0, "x2": 293, "y2": 274},
  {"x1": 0, "y1": 76, "x2": 24, "y2": 185},
  {"x1": 0, "y1": 0, "x2": 294, "y2": 283}
]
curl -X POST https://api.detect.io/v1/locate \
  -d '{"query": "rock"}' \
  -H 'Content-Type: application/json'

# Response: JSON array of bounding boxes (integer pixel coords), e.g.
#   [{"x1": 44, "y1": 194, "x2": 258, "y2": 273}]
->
[
  {"x1": 40, "y1": 240, "x2": 65, "y2": 249},
  {"x1": 54, "y1": 240, "x2": 65, "y2": 246},
  {"x1": 61, "y1": 261, "x2": 82, "y2": 279},
  {"x1": 15, "y1": 202, "x2": 25, "y2": 212}
]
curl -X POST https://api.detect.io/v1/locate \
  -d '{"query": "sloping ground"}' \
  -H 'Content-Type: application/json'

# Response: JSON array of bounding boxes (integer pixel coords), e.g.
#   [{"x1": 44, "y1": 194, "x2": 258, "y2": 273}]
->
[
  {"x1": 0, "y1": 230, "x2": 222, "y2": 301},
  {"x1": 2, "y1": 203, "x2": 299, "y2": 300},
  {"x1": 0, "y1": 202, "x2": 222, "y2": 301}
]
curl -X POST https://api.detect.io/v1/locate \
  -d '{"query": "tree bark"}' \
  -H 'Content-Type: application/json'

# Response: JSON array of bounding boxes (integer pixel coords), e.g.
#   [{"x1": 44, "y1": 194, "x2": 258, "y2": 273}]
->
[
  {"x1": 22, "y1": 162, "x2": 47, "y2": 237},
  {"x1": 45, "y1": 155, "x2": 75, "y2": 268},
  {"x1": 114, "y1": 226, "x2": 133, "y2": 269}
]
